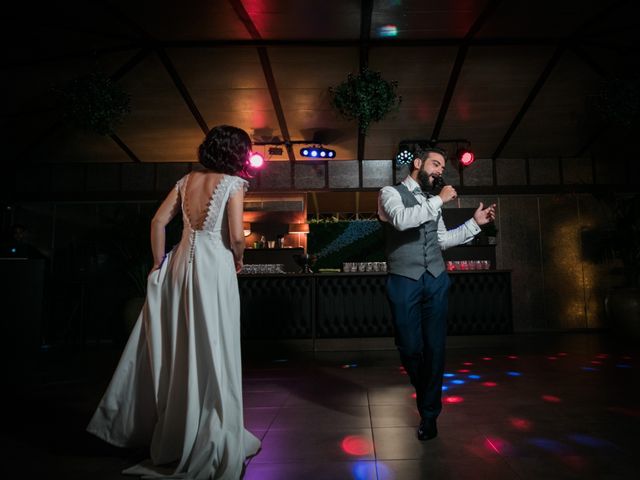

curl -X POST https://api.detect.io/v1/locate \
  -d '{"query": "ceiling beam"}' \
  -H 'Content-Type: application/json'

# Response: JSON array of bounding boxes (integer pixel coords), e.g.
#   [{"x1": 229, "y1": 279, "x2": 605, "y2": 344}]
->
[
  {"x1": 156, "y1": 48, "x2": 209, "y2": 135},
  {"x1": 491, "y1": 0, "x2": 629, "y2": 160},
  {"x1": 111, "y1": 47, "x2": 151, "y2": 82},
  {"x1": 228, "y1": 0, "x2": 296, "y2": 165},
  {"x1": 431, "y1": 0, "x2": 502, "y2": 141}
]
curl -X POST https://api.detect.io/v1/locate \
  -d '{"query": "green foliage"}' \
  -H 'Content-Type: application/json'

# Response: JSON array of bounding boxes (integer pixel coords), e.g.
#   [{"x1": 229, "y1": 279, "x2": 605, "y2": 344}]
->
[
  {"x1": 57, "y1": 72, "x2": 131, "y2": 135},
  {"x1": 329, "y1": 69, "x2": 401, "y2": 134},
  {"x1": 308, "y1": 220, "x2": 385, "y2": 270}
]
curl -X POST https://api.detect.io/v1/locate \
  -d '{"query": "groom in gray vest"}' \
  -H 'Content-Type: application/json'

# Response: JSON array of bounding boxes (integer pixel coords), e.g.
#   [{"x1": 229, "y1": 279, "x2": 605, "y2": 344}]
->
[{"x1": 378, "y1": 146, "x2": 496, "y2": 440}]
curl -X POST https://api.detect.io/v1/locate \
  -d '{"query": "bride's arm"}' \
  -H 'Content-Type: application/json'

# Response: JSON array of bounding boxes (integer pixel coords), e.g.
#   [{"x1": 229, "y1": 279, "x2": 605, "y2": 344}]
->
[
  {"x1": 150, "y1": 188, "x2": 180, "y2": 271},
  {"x1": 227, "y1": 187, "x2": 245, "y2": 273}
]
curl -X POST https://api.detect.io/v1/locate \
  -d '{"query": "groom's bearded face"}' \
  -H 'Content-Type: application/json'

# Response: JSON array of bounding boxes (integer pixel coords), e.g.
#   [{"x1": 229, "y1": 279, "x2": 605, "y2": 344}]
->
[{"x1": 416, "y1": 162, "x2": 432, "y2": 191}]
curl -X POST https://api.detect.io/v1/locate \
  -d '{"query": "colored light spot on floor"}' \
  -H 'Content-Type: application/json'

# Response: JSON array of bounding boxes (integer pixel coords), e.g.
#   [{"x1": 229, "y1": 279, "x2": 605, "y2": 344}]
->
[
  {"x1": 341, "y1": 435, "x2": 373, "y2": 456},
  {"x1": 509, "y1": 417, "x2": 533, "y2": 431},
  {"x1": 482, "y1": 357, "x2": 493, "y2": 361},
  {"x1": 457, "y1": 369, "x2": 470, "y2": 373},
  {"x1": 444, "y1": 396, "x2": 464, "y2": 404},
  {"x1": 482, "y1": 381, "x2": 498, "y2": 387},
  {"x1": 506, "y1": 371, "x2": 522, "y2": 377},
  {"x1": 443, "y1": 373, "x2": 455, "y2": 378},
  {"x1": 542, "y1": 394, "x2": 561, "y2": 403},
  {"x1": 468, "y1": 374, "x2": 481, "y2": 380}
]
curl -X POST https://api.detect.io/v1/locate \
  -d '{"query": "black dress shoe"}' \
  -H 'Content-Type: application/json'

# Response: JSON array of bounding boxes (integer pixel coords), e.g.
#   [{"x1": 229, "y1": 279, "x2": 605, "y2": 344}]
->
[{"x1": 417, "y1": 418, "x2": 437, "y2": 441}]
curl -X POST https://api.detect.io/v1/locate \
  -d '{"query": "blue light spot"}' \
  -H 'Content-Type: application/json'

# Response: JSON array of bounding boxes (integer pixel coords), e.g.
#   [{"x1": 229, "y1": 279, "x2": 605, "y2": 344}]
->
[
  {"x1": 506, "y1": 371, "x2": 522, "y2": 377},
  {"x1": 376, "y1": 461, "x2": 392, "y2": 479},
  {"x1": 442, "y1": 385, "x2": 448, "y2": 391},
  {"x1": 444, "y1": 373, "x2": 455, "y2": 378},
  {"x1": 351, "y1": 461, "x2": 376, "y2": 479},
  {"x1": 11, "y1": 248, "x2": 16, "y2": 253},
  {"x1": 567, "y1": 433, "x2": 618, "y2": 449},
  {"x1": 581, "y1": 367, "x2": 597, "y2": 371},
  {"x1": 528, "y1": 437, "x2": 572, "y2": 454},
  {"x1": 468, "y1": 374, "x2": 481, "y2": 380},
  {"x1": 616, "y1": 364, "x2": 631, "y2": 369},
  {"x1": 451, "y1": 379, "x2": 465, "y2": 385}
]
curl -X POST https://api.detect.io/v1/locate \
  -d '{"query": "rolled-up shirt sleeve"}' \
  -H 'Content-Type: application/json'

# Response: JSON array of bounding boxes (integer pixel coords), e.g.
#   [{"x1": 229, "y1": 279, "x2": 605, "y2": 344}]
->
[
  {"x1": 437, "y1": 216, "x2": 481, "y2": 250},
  {"x1": 378, "y1": 186, "x2": 443, "y2": 231}
]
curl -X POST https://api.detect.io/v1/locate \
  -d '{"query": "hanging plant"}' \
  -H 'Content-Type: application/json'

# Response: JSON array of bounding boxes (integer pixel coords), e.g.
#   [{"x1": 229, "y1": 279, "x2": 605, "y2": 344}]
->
[
  {"x1": 329, "y1": 69, "x2": 401, "y2": 135},
  {"x1": 56, "y1": 72, "x2": 131, "y2": 135},
  {"x1": 591, "y1": 75, "x2": 640, "y2": 128}
]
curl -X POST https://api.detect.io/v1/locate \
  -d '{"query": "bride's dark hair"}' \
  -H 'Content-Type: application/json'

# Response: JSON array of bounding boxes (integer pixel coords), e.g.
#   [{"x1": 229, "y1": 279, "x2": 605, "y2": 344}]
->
[{"x1": 198, "y1": 125, "x2": 251, "y2": 175}]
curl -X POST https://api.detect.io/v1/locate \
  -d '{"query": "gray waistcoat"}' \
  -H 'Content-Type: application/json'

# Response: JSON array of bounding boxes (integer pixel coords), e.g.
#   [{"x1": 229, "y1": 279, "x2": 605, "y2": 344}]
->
[{"x1": 382, "y1": 183, "x2": 445, "y2": 280}]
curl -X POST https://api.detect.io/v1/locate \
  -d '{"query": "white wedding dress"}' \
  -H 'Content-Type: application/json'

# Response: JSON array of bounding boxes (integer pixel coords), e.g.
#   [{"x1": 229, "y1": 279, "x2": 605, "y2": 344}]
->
[{"x1": 87, "y1": 173, "x2": 260, "y2": 479}]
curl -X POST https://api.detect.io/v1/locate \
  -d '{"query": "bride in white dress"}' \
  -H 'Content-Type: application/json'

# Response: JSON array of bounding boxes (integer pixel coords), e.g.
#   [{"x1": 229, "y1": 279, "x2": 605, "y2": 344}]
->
[{"x1": 87, "y1": 125, "x2": 261, "y2": 479}]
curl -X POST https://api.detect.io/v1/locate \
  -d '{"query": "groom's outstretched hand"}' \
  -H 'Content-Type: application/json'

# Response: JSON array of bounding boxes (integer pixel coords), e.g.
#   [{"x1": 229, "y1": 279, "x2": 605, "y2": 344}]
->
[{"x1": 473, "y1": 202, "x2": 496, "y2": 226}]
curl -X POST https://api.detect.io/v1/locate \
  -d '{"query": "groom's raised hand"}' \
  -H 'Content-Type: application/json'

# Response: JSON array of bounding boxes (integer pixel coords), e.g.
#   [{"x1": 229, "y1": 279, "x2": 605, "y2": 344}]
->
[{"x1": 473, "y1": 202, "x2": 496, "y2": 226}]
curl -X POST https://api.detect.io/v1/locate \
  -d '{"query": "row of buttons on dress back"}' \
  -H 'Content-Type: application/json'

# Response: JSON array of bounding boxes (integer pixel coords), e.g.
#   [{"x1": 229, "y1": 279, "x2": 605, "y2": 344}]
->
[{"x1": 189, "y1": 230, "x2": 197, "y2": 263}]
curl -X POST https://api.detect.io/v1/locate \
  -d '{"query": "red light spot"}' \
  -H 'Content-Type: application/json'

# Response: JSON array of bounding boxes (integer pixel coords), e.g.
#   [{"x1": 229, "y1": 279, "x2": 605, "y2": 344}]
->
[
  {"x1": 482, "y1": 382, "x2": 497, "y2": 387},
  {"x1": 557, "y1": 352, "x2": 568, "y2": 357},
  {"x1": 547, "y1": 356, "x2": 558, "y2": 360},
  {"x1": 508, "y1": 355, "x2": 518, "y2": 360},
  {"x1": 596, "y1": 353, "x2": 609, "y2": 359},
  {"x1": 482, "y1": 357, "x2": 493, "y2": 361},
  {"x1": 459, "y1": 151, "x2": 475, "y2": 166},
  {"x1": 249, "y1": 152, "x2": 265, "y2": 168},
  {"x1": 340, "y1": 435, "x2": 373, "y2": 456},
  {"x1": 463, "y1": 362, "x2": 474, "y2": 366},
  {"x1": 591, "y1": 360, "x2": 602, "y2": 365},
  {"x1": 509, "y1": 417, "x2": 532, "y2": 431},
  {"x1": 458, "y1": 369, "x2": 470, "y2": 373},
  {"x1": 484, "y1": 437, "x2": 505, "y2": 454},
  {"x1": 444, "y1": 396, "x2": 464, "y2": 404},
  {"x1": 411, "y1": 392, "x2": 416, "y2": 399},
  {"x1": 542, "y1": 395, "x2": 561, "y2": 403}
]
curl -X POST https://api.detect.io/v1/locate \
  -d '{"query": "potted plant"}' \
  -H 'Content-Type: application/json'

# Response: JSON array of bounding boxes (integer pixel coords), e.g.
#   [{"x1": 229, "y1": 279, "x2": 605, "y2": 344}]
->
[
  {"x1": 56, "y1": 71, "x2": 131, "y2": 135},
  {"x1": 329, "y1": 69, "x2": 401, "y2": 135}
]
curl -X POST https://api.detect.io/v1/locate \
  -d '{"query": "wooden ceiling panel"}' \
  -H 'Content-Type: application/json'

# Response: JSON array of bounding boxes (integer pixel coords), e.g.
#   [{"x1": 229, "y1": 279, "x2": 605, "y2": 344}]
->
[
  {"x1": 438, "y1": 46, "x2": 555, "y2": 158},
  {"x1": 244, "y1": 0, "x2": 361, "y2": 39},
  {"x1": 365, "y1": 47, "x2": 457, "y2": 159},
  {"x1": 476, "y1": 0, "x2": 610, "y2": 38},
  {"x1": 372, "y1": 0, "x2": 490, "y2": 39},
  {"x1": 109, "y1": 0, "x2": 249, "y2": 40},
  {"x1": 115, "y1": 54, "x2": 208, "y2": 162},
  {"x1": 502, "y1": 51, "x2": 602, "y2": 158},
  {"x1": 167, "y1": 47, "x2": 278, "y2": 136}
]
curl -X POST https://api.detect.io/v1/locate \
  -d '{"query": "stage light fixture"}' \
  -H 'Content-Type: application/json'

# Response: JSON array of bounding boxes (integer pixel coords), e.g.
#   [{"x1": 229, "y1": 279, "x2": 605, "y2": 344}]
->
[
  {"x1": 457, "y1": 148, "x2": 475, "y2": 167},
  {"x1": 395, "y1": 148, "x2": 414, "y2": 165},
  {"x1": 299, "y1": 146, "x2": 335, "y2": 159},
  {"x1": 248, "y1": 151, "x2": 265, "y2": 168}
]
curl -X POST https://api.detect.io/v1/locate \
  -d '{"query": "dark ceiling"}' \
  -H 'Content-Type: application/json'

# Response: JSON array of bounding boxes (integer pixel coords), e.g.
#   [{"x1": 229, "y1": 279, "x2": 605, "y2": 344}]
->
[{"x1": 3, "y1": 0, "x2": 639, "y2": 167}]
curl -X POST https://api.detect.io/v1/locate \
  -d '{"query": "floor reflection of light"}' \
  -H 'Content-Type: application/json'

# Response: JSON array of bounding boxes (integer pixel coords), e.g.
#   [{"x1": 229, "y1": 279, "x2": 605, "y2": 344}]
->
[
  {"x1": 468, "y1": 374, "x2": 481, "y2": 380},
  {"x1": 616, "y1": 364, "x2": 632, "y2": 368},
  {"x1": 484, "y1": 436, "x2": 511, "y2": 454},
  {"x1": 444, "y1": 396, "x2": 464, "y2": 404},
  {"x1": 542, "y1": 395, "x2": 561, "y2": 403},
  {"x1": 581, "y1": 367, "x2": 598, "y2": 371},
  {"x1": 463, "y1": 362, "x2": 474, "y2": 366},
  {"x1": 341, "y1": 363, "x2": 358, "y2": 369},
  {"x1": 443, "y1": 373, "x2": 455, "y2": 378},
  {"x1": 529, "y1": 437, "x2": 573, "y2": 454},
  {"x1": 506, "y1": 371, "x2": 522, "y2": 377},
  {"x1": 591, "y1": 360, "x2": 602, "y2": 365},
  {"x1": 567, "y1": 433, "x2": 618, "y2": 449},
  {"x1": 442, "y1": 385, "x2": 449, "y2": 391},
  {"x1": 508, "y1": 355, "x2": 518, "y2": 360},
  {"x1": 482, "y1": 357, "x2": 493, "y2": 361},
  {"x1": 557, "y1": 352, "x2": 568, "y2": 356},
  {"x1": 376, "y1": 461, "x2": 394, "y2": 480},
  {"x1": 509, "y1": 417, "x2": 533, "y2": 431},
  {"x1": 451, "y1": 379, "x2": 465, "y2": 385},
  {"x1": 547, "y1": 356, "x2": 558, "y2": 360},
  {"x1": 341, "y1": 435, "x2": 373, "y2": 456},
  {"x1": 351, "y1": 460, "x2": 377, "y2": 479},
  {"x1": 596, "y1": 353, "x2": 609, "y2": 359},
  {"x1": 482, "y1": 381, "x2": 497, "y2": 387},
  {"x1": 457, "y1": 369, "x2": 470, "y2": 373}
]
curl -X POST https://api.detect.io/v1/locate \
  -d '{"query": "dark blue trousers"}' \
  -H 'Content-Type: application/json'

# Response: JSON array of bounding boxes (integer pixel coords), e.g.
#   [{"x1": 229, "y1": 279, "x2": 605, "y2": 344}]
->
[{"x1": 386, "y1": 271, "x2": 450, "y2": 420}]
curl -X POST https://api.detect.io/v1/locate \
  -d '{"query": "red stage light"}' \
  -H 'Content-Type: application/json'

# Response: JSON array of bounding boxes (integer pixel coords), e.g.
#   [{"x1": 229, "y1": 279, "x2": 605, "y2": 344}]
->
[
  {"x1": 457, "y1": 149, "x2": 475, "y2": 166},
  {"x1": 249, "y1": 152, "x2": 265, "y2": 168}
]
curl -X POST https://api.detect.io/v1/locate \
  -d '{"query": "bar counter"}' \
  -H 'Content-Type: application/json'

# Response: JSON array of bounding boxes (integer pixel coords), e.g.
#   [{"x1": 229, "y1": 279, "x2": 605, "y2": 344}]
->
[{"x1": 238, "y1": 270, "x2": 512, "y2": 339}]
